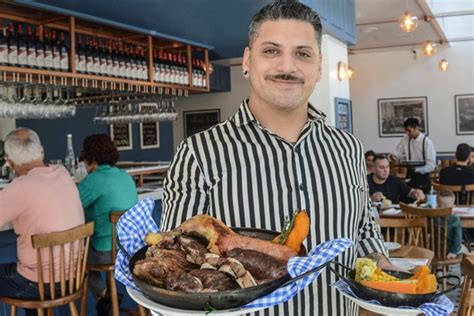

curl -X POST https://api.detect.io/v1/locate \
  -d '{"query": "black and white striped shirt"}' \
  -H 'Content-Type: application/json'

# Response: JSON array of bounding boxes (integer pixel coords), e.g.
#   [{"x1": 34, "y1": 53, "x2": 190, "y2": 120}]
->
[{"x1": 162, "y1": 99, "x2": 386, "y2": 315}]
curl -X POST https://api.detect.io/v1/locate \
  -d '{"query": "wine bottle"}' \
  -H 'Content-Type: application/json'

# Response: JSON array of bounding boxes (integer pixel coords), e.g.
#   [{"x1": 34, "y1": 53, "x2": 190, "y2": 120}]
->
[
  {"x1": 51, "y1": 30, "x2": 61, "y2": 70},
  {"x1": 0, "y1": 22, "x2": 8, "y2": 65},
  {"x1": 26, "y1": 26, "x2": 36, "y2": 68},
  {"x1": 35, "y1": 27, "x2": 44, "y2": 69},
  {"x1": 59, "y1": 32, "x2": 68, "y2": 71},
  {"x1": 7, "y1": 23, "x2": 18, "y2": 66},
  {"x1": 43, "y1": 29, "x2": 53, "y2": 69}
]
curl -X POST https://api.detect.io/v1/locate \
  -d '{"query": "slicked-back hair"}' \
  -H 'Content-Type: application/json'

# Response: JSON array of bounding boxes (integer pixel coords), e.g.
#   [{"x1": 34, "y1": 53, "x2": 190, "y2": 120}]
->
[
  {"x1": 81, "y1": 134, "x2": 119, "y2": 166},
  {"x1": 403, "y1": 117, "x2": 420, "y2": 129},
  {"x1": 248, "y1": 0, "x2": 322, "y2": 50},
  {"x1": 4, "y1": 127, "x2": 43, "y2": 165},
  {"x1": 455, "y1": 143, "x2": 471, "y2": 161}
]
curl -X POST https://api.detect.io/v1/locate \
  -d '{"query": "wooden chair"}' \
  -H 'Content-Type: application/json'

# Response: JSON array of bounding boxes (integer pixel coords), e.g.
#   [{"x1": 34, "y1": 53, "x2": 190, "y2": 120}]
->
[
  {"x1": 376, "y1": 217, "x2": 427, "y2": 247},
  {"x1": 459, "y1": 253, "x2": 474, "y2": 316},
  {"x1": 433, "y1": 182, "x2": 474, "y2": 205},
  {"x1": 0, "y1": 222, "x2": 94, "y2": 316},
  {"x1": 86, "y1": 211, "x2": 148, "y2": 316},
  {"x1": 400, "y1": 202, "x2": 462, "y2": 289}
]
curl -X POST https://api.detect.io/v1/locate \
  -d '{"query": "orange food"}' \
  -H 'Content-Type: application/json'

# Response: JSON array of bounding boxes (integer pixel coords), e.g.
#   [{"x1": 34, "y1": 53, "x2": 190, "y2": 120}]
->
[
  {"x1": 416, "y1": 274, "x2": 437, "y2": 294},
  {"x1": 272, "y1": 210, "x2": 310, "y2": 253},
  {"x1": 409, "y1": 265, "x2": 430, "y2": 281},
  {"x1": 360, "y1": 280, "x2": 417, "y2": 294},
  {"x1": 284, "y1": 210, "x2": 310, "y2": 253}
]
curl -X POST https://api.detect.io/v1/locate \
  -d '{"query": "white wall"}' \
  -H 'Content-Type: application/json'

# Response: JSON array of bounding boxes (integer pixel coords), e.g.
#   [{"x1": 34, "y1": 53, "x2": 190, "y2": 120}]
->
[
  {"x1": 173, "y1": 34, "x2": 351, "y2": 149},
  {"x1": 349, "y1": 41, "x2": 474, "y2": 154},
  {"x1": 309, "y1": 34, "x2": 350, "y2": 126}
]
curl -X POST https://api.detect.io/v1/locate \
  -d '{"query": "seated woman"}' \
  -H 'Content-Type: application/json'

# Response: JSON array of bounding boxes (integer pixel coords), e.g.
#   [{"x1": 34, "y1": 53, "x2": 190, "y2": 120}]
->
[
  {"x1": 78, "y1": 134, "x2": 138, "y2": 313},
  {"x1": 365, "y1": 150, "x2": 376, "y2": 175}
]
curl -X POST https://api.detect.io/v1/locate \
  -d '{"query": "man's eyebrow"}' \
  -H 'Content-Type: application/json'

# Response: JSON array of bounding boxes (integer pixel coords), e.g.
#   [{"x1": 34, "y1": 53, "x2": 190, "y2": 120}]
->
[
  {"x1": 260, "y1": 42, "x2": 315, "y2": 51},
  {"x1": 261, "y1": 41, "x2": 280, "y2": 47}
]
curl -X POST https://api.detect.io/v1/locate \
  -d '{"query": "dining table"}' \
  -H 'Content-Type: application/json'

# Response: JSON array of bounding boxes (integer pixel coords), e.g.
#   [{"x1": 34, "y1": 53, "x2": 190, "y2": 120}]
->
[{"x1": 379, "y1": 204, "x2": 474, "y2": 228}]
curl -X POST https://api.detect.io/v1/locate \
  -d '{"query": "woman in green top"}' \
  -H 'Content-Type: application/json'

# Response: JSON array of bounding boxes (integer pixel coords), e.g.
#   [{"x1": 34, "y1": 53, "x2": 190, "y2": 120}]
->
[{"x1": 78, "y1": 134, "x2": 138, "y2": 313}]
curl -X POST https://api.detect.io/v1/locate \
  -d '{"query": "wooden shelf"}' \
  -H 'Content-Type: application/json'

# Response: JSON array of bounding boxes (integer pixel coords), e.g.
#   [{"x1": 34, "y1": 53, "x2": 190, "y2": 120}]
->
[
  {"x1": 0, "y1": 2, "x2": 211, "y2": 94},
  {"x1": 0, "y1": 65, "x2": 209, "y2": 94}
]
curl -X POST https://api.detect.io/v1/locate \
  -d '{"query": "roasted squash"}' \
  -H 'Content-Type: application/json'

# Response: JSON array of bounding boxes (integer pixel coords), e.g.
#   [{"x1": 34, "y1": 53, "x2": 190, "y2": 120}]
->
[
  {"x1": 355, "y1": 258, "x2": 437, "y2": 295},
  {"x1": 272, "y1": 210, "x2": 310, "y2": 253}
]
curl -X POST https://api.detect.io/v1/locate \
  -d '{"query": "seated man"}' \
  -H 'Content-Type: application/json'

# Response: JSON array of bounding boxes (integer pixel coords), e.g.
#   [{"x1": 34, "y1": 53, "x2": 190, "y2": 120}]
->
[
  {"x1": 368, "y1": 155, "x2": 425, "y2": 204},
  {"x1": 440, "y1": 143, "x2": 474, "y2": 185},
  {"x1": 0, "y1": 128, "x2": 84, "y2": 314},
  {"x1": 439, "y1": 143, "x2": 474, "y2": 204}
]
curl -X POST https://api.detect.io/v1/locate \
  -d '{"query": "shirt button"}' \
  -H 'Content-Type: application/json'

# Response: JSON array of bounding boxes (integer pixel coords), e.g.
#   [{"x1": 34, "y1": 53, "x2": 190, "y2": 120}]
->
[{"x1": 299, "y1": 183, "x2": 305, "y2": 191}]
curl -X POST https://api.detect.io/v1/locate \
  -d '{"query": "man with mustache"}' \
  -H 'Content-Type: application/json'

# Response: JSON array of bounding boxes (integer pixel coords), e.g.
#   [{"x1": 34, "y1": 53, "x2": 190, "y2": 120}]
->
[{"x1": 162, "y1": 1, "x2": 387, "y2": 315}]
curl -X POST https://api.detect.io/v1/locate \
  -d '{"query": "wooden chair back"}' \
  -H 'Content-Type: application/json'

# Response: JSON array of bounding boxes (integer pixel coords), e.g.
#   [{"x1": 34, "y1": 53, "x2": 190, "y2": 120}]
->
[
  {"x1": 110, "y1": 211, "x2": 125, "y2": 262},
  {"x1": 400, "y1": 202, "x2": 453, "y2": 262},
  {"x1": 433, "y1": 182, "x2": 474, "y2": 205},
  {"x1": 376, "y1": 217, "x2": 427, "y2": 247},
  {"x1": 0, "y1": 222, "x2": 94, "y2": 316},
  {"x1": 459, "y1": 253, "x2": 474, "y2": 316}
]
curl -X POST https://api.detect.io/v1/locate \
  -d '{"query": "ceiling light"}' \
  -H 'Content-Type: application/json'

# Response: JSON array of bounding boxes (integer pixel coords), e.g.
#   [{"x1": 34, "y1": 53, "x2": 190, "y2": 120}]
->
[
  {"x1": 337, "y1": 62, "x2": 347, "y2": 81},
  {"x1": 348, "y1": 67, "x2": 354, "y2": 79},
  {"x1": 422, "y1": 41, "x2": 436, "y2": 56},
  {"x1": 439, "y1": 59, "x2": 449, "y2": 71},
  {"x1": 398, "y1": 12, "x2": 418, "y2": 33}
]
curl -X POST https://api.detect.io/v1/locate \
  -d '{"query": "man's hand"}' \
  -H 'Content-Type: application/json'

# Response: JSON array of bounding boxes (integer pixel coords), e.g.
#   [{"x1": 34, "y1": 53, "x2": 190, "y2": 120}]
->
[
  {"x1": 409, "y1": 189, "x2": 425, "y2": 203},
  {"x1": 371, "y1": 192, "x2": 385, "y2": 202}
]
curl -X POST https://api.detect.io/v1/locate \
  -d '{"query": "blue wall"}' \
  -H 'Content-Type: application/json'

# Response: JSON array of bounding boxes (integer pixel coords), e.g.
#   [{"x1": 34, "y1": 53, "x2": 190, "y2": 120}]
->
[{"x1": 17, "y1": 107, "x2": 174, "y2": 162}]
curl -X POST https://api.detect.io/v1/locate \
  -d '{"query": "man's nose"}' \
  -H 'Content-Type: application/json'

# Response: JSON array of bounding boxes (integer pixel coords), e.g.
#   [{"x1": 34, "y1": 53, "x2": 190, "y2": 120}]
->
[{"x1": 275, "y1": 53, "x2": 298, "y2": 73}]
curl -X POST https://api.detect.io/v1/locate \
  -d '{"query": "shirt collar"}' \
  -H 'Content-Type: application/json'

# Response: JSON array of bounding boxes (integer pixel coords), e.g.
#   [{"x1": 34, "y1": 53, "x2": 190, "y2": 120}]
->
[{"x1": 231, "y1": 98, "x2": 326, "y2": 127}]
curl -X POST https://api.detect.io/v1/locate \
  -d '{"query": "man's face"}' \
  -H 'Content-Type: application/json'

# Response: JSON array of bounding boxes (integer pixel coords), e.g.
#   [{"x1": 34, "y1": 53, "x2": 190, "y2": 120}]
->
[
  {"x1": 242, "y1": 19, "x2": 322, "y2": 112},
  {"x1": 404, "y1": 126, "x2": 419, "y2": 139},
  {"x1": 373, "y1": 158, "x2": 390, "y2": 180},
  {"x1": 470, "y1": 151, "x2": 474, "y2": 166}
]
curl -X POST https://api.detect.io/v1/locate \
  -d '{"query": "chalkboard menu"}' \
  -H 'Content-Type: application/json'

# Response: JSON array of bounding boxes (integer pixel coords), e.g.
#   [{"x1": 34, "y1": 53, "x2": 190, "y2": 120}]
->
[
  {"x1": 140, "y1": 122, "x2": 160, "y2": 149},
  {"x1": 183, "y1": 109, "x2": 221, "y2": 138},
  {"x1": 110, "y1": 123, "x2": 133, "y2": 150}
]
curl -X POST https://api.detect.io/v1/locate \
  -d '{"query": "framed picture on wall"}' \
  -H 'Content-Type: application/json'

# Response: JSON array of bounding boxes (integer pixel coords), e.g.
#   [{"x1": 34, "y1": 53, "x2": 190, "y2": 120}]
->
[
  {"x1": 377, "y1": 96, "x2": 428, "y2": 138},
  {"x1": 455, "y1": 94, "x2": 474, "y2": 135},
  {"x1": 334, "y1": 97, "x2": 353, "y2": 133},
  {"x1": 183, "y1": 109, "x2": 221, "y2": 138},
  {"x1": 109, "y1": 104, "x2": 133, "y2": 151},
  {"x1": 139, "y1": 103, "x2": 160, "y2": 149}
]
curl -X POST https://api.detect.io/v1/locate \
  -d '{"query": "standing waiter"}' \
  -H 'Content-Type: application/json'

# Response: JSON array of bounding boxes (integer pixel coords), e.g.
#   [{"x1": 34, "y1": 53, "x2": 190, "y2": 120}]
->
[
  {"x1": 161, "y1": 1, "x2": 390, "y2": 315},
  {"x1": 390, "y1": 117, "x2": 436, "y2": 193}
]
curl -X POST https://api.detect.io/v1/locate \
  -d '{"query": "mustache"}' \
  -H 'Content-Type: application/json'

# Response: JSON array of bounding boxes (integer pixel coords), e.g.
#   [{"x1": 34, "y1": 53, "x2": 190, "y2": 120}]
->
[{"x1": 266, "y1": 73, "x2": 304, "y2": 84}]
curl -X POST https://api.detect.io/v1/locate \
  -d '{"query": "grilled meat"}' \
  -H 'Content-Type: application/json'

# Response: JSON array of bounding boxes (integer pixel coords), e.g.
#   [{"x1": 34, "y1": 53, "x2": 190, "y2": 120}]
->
[
  {"x1": 226, "y1": 248, "x2": 288, "y2": 279},
  {"x1": 177, "y1": 215, "x2": 297, "y2": 262},
  {"x1": 134, "y1": 249, "x2": 196, "y2": 286},
  {"x1": 176, "y1": 235, "x2": 209, "y2": 265},
  {"x1": 189, "y1": 269, "x2": 238, "y2": 291},
  {"x1": 165, "y1": 271, "x2": 203, "y2": 292}
]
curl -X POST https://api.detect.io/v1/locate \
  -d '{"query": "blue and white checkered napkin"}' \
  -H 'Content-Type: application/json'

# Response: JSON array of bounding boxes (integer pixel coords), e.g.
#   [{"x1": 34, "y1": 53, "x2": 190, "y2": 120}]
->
[
  {"x1": 332, "y1": 279, "x2": 454, "y2": 316},
  {"x1": 114, "y1": 198, "x2": 353, "y2": 309},
  {"x1": 115, "y1": 198, "x2": 159, "y2": 290}
]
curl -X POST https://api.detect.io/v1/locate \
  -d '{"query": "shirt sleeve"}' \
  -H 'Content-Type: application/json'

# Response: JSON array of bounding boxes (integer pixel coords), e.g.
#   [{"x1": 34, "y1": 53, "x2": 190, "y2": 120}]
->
[
  {"x1": 0, "y1": 179, "x2": 27, "y2": 226},
  {"x1": 78, "y1": 175, "x2": 98, "y2": 210},
  {"x1": 392, "y1": 137, "x2": 406, "y2": 159},
  {"x1": 357, "y1": 149, "x2": 388, "y2": 258},
  {"x1": 415, "y1": 137, "x2": 436, "y2": 174},
  {"x1": 161, "y1": 140, "x2": 210, "y2": 232}
]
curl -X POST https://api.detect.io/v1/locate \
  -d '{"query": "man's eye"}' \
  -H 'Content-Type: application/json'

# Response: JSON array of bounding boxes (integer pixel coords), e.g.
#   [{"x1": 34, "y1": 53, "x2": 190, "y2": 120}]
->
[
  {"x1": 296, "y1": 51, "x2": 311, "y2": 58},
  {"x1": 264, "y1": 49, "x2": 278, "y2": 55}
]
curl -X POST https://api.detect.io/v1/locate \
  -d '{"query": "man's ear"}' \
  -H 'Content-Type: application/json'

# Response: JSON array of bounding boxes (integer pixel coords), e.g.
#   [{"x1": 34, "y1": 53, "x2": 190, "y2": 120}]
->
[{"x1": 242, "y1": 47, "x2": 251, "y2": 75}]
